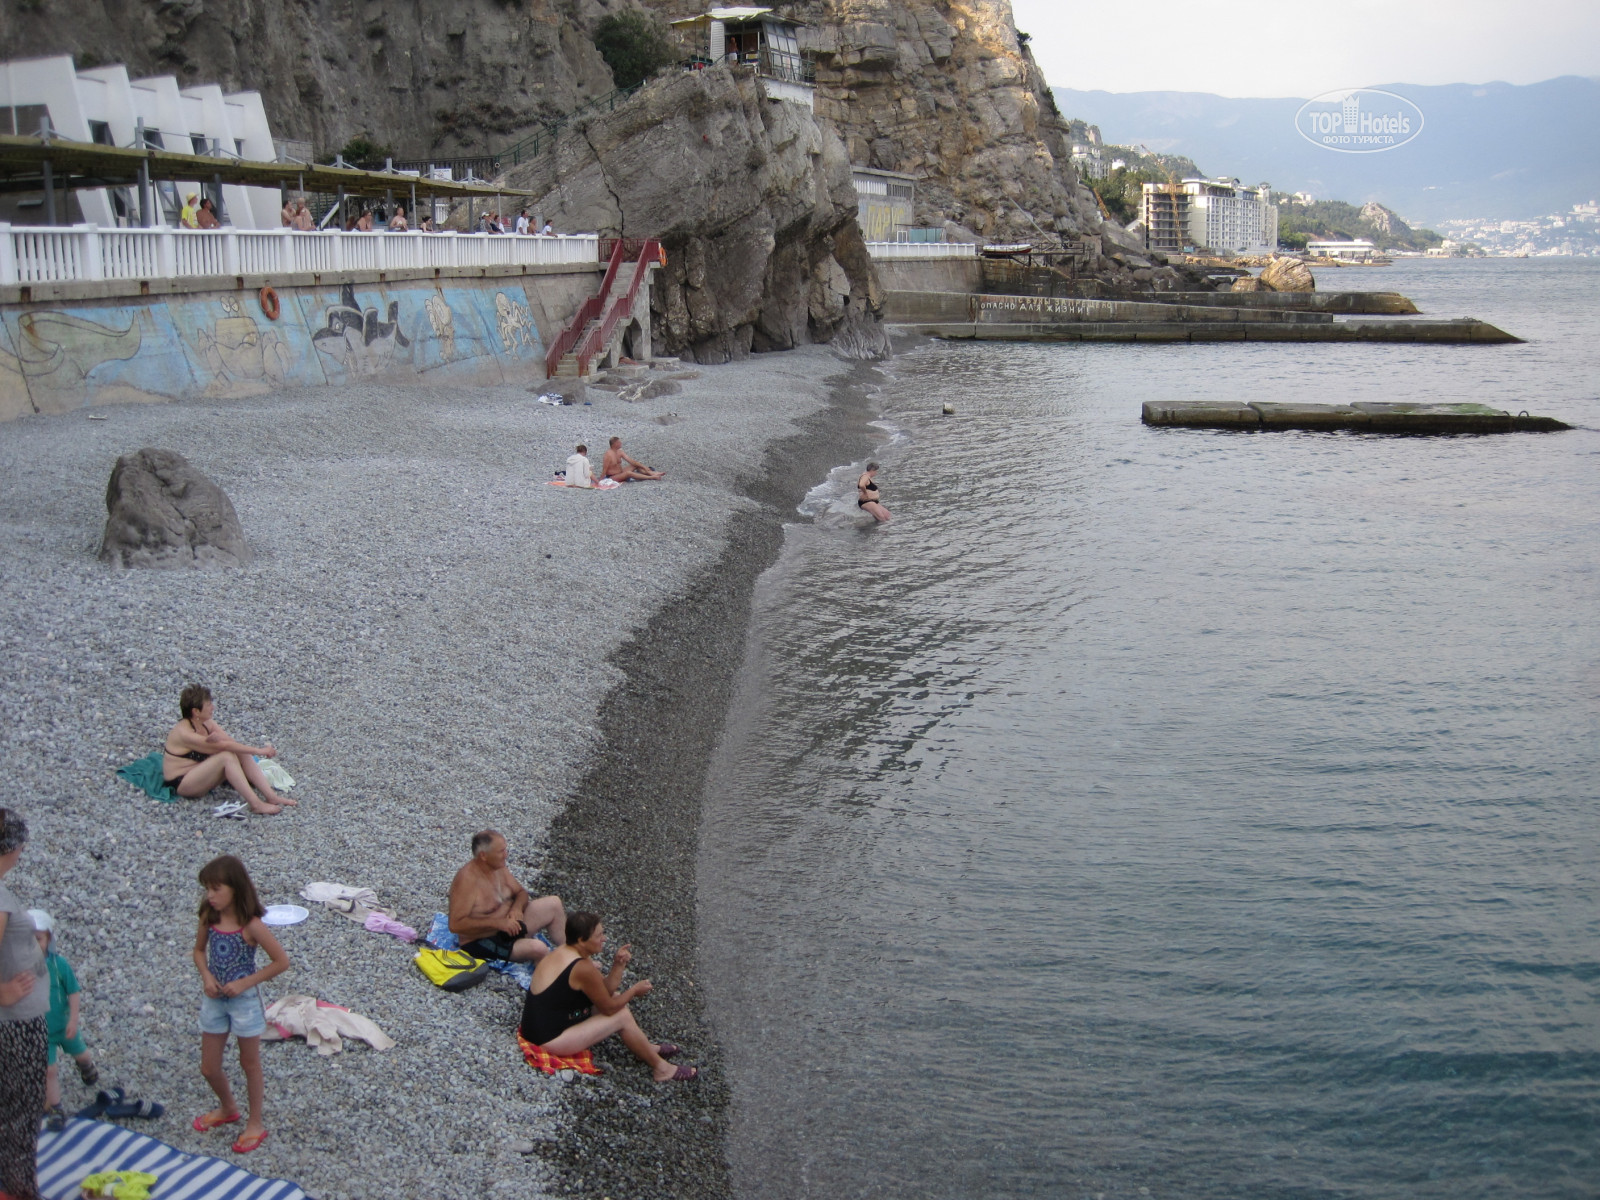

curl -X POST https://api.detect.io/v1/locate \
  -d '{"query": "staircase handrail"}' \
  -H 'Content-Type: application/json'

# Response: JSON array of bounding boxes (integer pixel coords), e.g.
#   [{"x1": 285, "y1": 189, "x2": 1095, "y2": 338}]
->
[
  {"x1": 496, "y1": 84, "x2": 644, "y2": 168},
  {"x1": 573, "y1": 239, "x2": 660, "y2": 374},
  {"x1": 544, "y1": 238, "x2": 626, "y2": 378}
]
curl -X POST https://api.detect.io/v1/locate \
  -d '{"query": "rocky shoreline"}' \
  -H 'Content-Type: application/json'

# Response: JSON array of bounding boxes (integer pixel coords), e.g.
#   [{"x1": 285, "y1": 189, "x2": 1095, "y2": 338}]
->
[
  {"x1": 533, "y1": 364, "x2": 885, "y2": 1198},
  {"x1": 0, "y1": 348, "x2": 876, "y2": 1200}
]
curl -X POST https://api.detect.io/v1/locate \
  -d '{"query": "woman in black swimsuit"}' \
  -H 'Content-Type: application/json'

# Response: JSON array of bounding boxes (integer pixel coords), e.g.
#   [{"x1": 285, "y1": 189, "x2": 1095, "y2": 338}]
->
[
  {"x1": 163, "y1": 684, "x2": 294, "y2": 815},
  {"x1": 520, "y1": 911, "x2": 696, "y2": 1082},
  {"x1": 857, "y1": 462, "x2": 890, "y2": 523}
]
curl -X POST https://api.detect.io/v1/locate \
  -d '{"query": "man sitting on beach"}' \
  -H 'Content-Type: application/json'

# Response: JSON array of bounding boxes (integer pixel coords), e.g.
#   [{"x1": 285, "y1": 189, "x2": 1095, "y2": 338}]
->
[
  {"x1": 602, "y1": 436, "x2": 665, "y2": 483},
  {"x1": 448, "y1": 831, "x2": 565, "y2": 963}
]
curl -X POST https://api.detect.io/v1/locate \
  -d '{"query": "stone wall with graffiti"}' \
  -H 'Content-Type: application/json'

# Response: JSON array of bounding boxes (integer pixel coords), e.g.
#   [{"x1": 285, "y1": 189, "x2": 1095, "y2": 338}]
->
[{"x1": 0, "y1": 272, "x2": 594, "y2": 421}]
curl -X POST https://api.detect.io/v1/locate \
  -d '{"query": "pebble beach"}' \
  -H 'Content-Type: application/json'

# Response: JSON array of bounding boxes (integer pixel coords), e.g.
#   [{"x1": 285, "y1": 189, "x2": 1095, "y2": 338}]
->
[{"x1": 0, "y1": 346, "x2": 873, "y2": 1200}]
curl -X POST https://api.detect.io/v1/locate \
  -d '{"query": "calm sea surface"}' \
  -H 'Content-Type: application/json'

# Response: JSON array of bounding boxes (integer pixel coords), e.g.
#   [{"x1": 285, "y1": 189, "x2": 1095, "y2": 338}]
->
[{"x1": 697, "y1": 259, "x2": 1600, "y2": 1199}]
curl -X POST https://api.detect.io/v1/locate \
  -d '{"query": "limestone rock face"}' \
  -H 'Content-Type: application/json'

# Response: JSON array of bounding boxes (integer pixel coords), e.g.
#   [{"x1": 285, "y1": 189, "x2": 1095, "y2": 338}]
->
[
  {"x1": 634, "y1": 0, "x2": 1177, "y2": 290},
  {"x1": 99, "y1": 448, "x2": 251, "y2": 569},
  {"x1": 1, "y1": 0, "x2": 618, "y2": 156},
  {"x1": 1260, "y1": 257, "x2": 1316, "y2": 292},
  {"x1": 502, "y1": 67, "x2": 880, "y2": 364}
]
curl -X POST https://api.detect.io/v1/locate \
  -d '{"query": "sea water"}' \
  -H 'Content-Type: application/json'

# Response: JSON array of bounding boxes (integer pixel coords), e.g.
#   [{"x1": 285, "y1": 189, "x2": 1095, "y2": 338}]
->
[{"x1": 698, "y1": 259, "x2": 1600, "y2": 1199}]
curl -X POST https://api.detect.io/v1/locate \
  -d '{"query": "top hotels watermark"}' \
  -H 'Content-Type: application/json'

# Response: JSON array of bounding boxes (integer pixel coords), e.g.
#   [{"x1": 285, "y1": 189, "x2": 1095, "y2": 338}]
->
[{"x1": 1295, "y1": 88, "x2": 1424, "y2": 154}]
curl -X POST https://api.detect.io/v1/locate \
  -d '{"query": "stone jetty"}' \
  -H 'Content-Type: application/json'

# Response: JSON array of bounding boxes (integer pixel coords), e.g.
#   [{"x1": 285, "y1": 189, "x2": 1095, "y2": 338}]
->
[
  {"x1": 1142, "y1": 400, "x2": 1571, "y2": 434},
  {"x1": 884, "y1": 290, "x2": 1522, "y2": 345}
]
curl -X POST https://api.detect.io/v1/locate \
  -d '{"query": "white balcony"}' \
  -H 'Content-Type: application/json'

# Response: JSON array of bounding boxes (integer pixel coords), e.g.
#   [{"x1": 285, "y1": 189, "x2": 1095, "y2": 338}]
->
[
  {"x1": 0, "y1": 225, "x2": 601, "y2": 286},
  {"x1": 864, "y1": 241, "x2": 978, "y2": 260}
]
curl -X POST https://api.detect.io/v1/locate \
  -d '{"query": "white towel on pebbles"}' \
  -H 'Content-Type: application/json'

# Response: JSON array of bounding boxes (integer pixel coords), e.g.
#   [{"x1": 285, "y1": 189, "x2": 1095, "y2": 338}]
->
[
  {"x1": 300, "y1": 882, "x2": 392, "y2": 924},
  {"x1": 264, "y1": 995, "x2": 395, "y2": 1055}
]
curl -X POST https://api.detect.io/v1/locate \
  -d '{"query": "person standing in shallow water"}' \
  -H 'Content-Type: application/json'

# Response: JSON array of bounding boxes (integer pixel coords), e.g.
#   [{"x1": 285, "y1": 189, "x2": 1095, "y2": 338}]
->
[{"x1": 857, "y1": 462, "x2": 890, "y2": 522}]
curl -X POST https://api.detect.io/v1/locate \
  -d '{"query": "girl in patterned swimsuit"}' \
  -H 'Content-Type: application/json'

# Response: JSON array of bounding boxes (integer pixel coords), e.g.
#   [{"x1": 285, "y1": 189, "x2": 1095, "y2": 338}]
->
[{"x1": 191, "y1": 856, "x2": 290, "y2": 1155}]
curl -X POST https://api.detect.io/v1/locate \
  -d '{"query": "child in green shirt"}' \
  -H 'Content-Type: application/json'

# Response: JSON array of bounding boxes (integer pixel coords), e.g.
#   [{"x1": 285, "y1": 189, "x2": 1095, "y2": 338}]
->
[{"x1": 28, "y1": 910, "x2": 97, "y2": 1124}]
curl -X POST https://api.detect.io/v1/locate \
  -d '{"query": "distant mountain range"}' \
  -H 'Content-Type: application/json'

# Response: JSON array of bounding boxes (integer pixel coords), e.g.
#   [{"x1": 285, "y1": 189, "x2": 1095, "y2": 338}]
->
[{"x1": 1053, "y1": 77, "x2": 1600, "y2": 226}]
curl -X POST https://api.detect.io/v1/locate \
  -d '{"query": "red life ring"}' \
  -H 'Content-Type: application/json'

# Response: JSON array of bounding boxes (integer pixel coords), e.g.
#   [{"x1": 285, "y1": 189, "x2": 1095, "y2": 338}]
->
[{"x1": 259, "y1": 286, "x2": 281, "y2": 321}]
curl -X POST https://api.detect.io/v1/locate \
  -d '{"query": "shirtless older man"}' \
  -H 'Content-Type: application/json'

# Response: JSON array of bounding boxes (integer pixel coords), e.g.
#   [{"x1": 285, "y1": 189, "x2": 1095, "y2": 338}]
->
[
  {"x1": 602, "y1": 436, "x2": 665, "y2": 482},
  {"x1": 448, "y1": 831, "x2": 565, "y2": 963}
]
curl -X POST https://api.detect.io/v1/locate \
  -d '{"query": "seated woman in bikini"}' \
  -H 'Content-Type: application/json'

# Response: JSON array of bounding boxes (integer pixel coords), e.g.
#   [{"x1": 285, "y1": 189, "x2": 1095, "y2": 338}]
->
[
  {"x1": 520, "y1": 911, "x2": 696, "y2": 1082},
  {"x1": 857, "y1": 462, "x2": 890, "y2": 523},
  {"x1": 163, "y1": 684, "x2": 295, "y2": 815}
]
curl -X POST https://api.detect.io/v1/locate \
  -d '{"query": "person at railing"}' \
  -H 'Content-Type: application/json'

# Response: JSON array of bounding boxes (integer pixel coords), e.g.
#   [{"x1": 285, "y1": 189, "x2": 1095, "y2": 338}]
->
[
  {"x1": 181, "y1": 193, "x2": 201, "y2": 229},
  {"x1": 281, "y1": 198, "x2": 295, "y2": 228},
  {"x1": 515, "y1": 209, "x2": 530, "y2": 236},
  {"x1": 389, "y1": 205, "x2": 409, "y2": 232},
  {"x1": 292, "y1": 201, "x2": 313, "y2": 232},
  {"x1": 356, "y1": 209, "x2": 375, "y2": 233},
  {"x1": 419, "y1": 214, "x2": 437, "y2": 233},
  {"x1": 196, "y1": 198, "x2": 221, "y2": 230},
  {"x1": 541, "y1": 222, "x2": 554, "y2": 237}
]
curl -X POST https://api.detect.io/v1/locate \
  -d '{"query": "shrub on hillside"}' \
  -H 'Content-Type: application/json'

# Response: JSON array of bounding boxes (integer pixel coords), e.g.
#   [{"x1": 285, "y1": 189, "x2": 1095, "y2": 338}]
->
[{"x1": 593, "y1": 11, "x2": 675, "y2": 90}]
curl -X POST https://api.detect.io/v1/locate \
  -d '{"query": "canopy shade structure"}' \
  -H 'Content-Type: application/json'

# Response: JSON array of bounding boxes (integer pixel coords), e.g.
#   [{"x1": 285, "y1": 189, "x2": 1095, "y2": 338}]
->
[{"x1": 0, "y1": 134, "x2": 534, "y2": 201}]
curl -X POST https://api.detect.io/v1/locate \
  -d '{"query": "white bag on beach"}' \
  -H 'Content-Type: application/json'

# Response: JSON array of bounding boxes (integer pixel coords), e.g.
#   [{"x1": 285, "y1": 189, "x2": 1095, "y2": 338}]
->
[{"x1": 255, "y1": 756, "x2": 295, "y2": 790}]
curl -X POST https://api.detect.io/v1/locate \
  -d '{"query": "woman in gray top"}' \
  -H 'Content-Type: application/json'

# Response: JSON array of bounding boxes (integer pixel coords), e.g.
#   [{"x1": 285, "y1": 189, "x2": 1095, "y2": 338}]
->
[{"x1": 0, "y1": 808, "x2": 48, "y2": 1200}]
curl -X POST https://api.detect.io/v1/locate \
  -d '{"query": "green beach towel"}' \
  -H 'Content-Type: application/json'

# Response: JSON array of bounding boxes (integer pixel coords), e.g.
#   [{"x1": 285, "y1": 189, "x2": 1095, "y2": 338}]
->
[{"x1": 117, "y1": 752, "x2": 179, "y2": 803}]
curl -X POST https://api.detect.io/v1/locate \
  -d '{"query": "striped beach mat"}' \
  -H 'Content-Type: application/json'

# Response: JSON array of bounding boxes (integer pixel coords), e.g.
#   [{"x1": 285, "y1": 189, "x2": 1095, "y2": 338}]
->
[{"x1": 37, "y1": 1119, "x2": 310, "y2": 1200}]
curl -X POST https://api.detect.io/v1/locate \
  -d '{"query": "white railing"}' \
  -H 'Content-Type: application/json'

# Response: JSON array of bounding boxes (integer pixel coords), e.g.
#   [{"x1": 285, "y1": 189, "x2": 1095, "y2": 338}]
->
[
  {"x1": 864, "y1": 241, "x2": 978, "y2": 260},
  {"x1": 0, "y1": 225, "x2": 601, "y2": 285}
]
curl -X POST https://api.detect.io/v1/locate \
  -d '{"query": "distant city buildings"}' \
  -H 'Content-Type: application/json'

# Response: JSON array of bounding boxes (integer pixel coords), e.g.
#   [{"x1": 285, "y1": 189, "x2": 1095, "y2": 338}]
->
[
  {"x1": 1437, "y1": 201, "x2": 1599, "y2": 257},
  {"x1": 1141, "y1": 178, "x2": 1277, "y2": 256}
]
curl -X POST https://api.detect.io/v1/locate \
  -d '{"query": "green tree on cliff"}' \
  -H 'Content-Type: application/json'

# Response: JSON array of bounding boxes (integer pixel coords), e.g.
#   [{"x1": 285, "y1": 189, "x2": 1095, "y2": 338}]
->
[{"x1": 593, "y1": 11, "x2": 676, "y2": 90}]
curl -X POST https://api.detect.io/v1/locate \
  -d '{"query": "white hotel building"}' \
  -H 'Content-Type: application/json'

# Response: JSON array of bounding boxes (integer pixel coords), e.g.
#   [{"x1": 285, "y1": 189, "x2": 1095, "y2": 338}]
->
[
  {"x1": 0, "y1": 55, "x2": 286, "y2": 228},
  {"x1": 1142, "y1": 178, "x2": 1278, "y2": 256}
]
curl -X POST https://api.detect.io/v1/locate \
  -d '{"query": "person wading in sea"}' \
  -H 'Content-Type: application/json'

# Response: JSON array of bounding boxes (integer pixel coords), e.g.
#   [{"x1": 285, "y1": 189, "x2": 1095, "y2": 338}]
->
[{"x1": 857, "y1": 462, "x2": 890, "y2": 523}]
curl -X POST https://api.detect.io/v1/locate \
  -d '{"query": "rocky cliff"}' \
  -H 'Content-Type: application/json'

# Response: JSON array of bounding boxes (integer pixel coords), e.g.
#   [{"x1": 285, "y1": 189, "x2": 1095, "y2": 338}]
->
[
  {"x1": 634, "y1": 0, "x2": 1175, "y2": 287},
  {"x1": 501, "y1": 66, "x2": 881, "y2": 363},
  {"x1": 0, "y1": 0, "x2": 627, "y2": 156}
]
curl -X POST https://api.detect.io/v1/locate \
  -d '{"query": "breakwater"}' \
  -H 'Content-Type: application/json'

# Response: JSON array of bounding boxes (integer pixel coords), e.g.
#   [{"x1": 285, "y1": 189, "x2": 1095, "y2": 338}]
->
[
  {"x1": 1144, "y1": 398, "x2": 1571, "y2": 433},
  {"x1": 883, "y1": 288, "x2": 1522, "y2": 344}
]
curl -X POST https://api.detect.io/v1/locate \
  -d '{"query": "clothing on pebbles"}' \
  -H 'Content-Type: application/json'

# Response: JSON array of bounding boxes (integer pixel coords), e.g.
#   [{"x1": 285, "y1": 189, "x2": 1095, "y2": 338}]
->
[{"x1": 0, "y1": 346, "x2": 871, "y2": 1200}]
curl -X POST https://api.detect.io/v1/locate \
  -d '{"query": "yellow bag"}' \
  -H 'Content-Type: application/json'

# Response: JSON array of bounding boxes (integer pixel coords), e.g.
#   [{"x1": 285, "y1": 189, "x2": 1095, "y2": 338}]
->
[{"x1": 414, "y1": 948, "x2": 491, "y2": 992}]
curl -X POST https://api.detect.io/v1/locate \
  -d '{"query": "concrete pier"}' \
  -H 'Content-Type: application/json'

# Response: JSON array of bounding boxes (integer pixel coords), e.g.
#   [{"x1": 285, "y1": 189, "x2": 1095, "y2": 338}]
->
[
  {"x1": 1142, "y1": 400, "x2": 1571, "y2": 434},
  {"x1": 896, "y1": 319, "x2": 1523, "y2": 344},
  {"x1": 1135, "y1": 291, "x2": 1421, "y2": 314},
  {"x1": 883, "y1": 290, "x2": 1522, "y2": 345}
]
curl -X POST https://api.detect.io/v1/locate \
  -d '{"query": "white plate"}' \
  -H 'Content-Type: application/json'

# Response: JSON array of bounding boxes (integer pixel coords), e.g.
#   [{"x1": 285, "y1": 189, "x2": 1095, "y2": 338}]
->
[{"x1": 262, "y1": 904, "x2": 309, "y2": 927}]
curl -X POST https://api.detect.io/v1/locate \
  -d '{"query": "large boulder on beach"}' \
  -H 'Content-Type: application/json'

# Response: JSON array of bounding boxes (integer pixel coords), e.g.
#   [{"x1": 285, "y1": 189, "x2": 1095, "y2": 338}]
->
[
  {"x1": 1260, "y1": 257, "x2": 1315, "y2": 292},
  {"x1": 1230, "y1": 276, "x2": 1262, "y2": 292},
  {"x1": 99, "y1": 448, "x2": 251, "y2": 569}
]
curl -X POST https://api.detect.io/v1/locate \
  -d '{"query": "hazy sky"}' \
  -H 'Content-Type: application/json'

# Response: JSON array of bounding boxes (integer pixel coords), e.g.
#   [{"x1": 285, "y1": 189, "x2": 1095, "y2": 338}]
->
[{"x1": 1013, "y1": 0, "x2": 1600, "y2": 98}]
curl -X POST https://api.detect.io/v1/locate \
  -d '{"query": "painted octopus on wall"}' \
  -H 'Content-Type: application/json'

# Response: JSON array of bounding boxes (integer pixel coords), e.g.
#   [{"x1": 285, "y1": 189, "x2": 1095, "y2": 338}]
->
[
  {"x1": 192, "y1": 297, "x2": 291, "y2": 393},
  {"x1": 423, "y1": 294, "x2": 456, "y2": 362},
  {"x1": 312, "y1": 283, "x2": 412, "y2": 375},
  {"x1": 493, "y1": 291, "x2": 537, "y2": 352}
]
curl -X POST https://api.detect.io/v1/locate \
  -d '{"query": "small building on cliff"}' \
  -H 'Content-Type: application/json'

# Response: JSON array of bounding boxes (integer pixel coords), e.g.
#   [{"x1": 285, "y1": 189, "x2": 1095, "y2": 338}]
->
[
  {"x1": 851, "y1": 167, "x2": 915, "y2": 241},
  {"x1": 672, "y1": 8, "x2": 815, "y2": 109},
  {"x1": 0, "y1": 54, "x2": 283, "y2": 228}
]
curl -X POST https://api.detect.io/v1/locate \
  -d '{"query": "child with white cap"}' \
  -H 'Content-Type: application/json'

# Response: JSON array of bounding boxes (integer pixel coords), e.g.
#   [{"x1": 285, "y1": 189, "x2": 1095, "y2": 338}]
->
[{"x1": 28, "y1": 909, "x2": 97, "y2": 1125}]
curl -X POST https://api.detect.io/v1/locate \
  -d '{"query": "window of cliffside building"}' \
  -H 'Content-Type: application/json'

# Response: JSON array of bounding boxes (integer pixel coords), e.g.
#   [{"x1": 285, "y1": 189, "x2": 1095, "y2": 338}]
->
[
  {"x1": 88, "y1": 120, "x2": 113, "y2": 145},
  {"x1": 1, "y1": 104, "x2": 50, "y2": 137}
]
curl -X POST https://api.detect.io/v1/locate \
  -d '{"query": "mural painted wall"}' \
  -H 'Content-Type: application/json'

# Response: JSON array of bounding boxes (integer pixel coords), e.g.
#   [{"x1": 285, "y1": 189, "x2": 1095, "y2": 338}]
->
[{"x1": 0, "y1": 276, "x2": 562, "y2": 422}]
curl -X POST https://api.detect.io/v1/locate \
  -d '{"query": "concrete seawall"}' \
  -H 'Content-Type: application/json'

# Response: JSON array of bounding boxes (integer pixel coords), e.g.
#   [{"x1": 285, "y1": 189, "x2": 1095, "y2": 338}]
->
[{"x1": 0, "y1": 264, "x2": 607, "y2": 420}]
